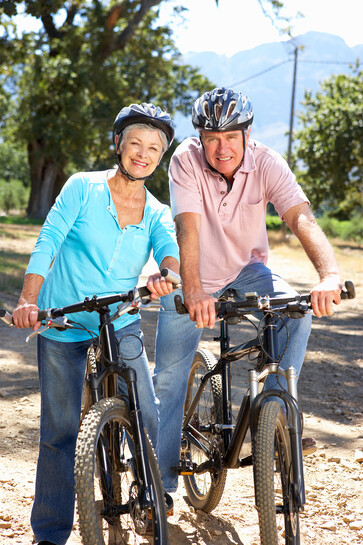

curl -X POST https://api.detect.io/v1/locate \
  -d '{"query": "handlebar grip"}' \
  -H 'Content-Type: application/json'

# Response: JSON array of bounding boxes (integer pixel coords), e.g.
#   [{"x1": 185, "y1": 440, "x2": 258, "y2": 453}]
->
[
  {"x1": 160, "y1": 268, "x2": 181, "y2": 286},
  {"x1": 341, "y1": 280, "x2": 355, "y2": 300},
  {"x1": 174, "y1": 295, "x2": 188, "y2": 314},
  {"x1": 137, "y1": 286, "x2": 151, "y2": 298},
  {"x1": 38, "y1": 310, "x2": 49, "y2": 321},
  {"x1": 0, "y1": 308, "x2": 13, "y2": 325},
  {"x1": 0, "y1": 307, "x2": 50, "y2": 325}
]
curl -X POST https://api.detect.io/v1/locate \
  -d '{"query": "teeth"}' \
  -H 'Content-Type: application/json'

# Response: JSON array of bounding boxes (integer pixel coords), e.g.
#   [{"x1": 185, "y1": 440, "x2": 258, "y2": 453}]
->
[
  {"x1": 218, "y1": 157, "x2": 232, "y2": 162},
  {"x1": 133, "y1": 160, "x2": 147, "y2": 167}
]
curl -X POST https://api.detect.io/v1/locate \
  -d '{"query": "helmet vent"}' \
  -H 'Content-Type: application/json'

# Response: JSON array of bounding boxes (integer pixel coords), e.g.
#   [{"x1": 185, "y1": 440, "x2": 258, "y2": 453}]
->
[
  {"x1": 227, "y1": 101, "x2": 236, "y2": 119},
  {"x1": 214, "y1": 103, "x2": 222, "y2": 122},
  {"x1": 203, "y1": 101, "x2": 210, "y2": 118}
]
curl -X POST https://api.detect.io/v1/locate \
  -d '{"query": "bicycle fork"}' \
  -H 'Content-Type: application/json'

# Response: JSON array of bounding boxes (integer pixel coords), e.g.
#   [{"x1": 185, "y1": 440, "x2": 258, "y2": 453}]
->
[
  {"x1": 249, "y1": 366, "x2": 306, "y2": 511},
  {"x1": 90, "y1": 312, "x2": 155, "y2": 513}
]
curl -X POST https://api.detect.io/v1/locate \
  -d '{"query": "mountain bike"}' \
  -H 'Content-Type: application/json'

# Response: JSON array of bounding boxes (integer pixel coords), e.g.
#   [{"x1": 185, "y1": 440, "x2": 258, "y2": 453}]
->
[
  {"x1": 174, "y1": 280, "x2": 355, "y2": 545},
  {"x1": 0, "y1": 269, "x2": 180, "y2": 545}
]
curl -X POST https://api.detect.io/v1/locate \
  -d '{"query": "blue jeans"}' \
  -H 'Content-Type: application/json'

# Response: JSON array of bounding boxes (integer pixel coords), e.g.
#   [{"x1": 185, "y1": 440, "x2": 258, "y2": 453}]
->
[
  {"x1": 31, "y1": 319, "x2": 158, "y2": 545},
  {"x1": 154, "y1": 262, "x2": 312, "y2": 492}
]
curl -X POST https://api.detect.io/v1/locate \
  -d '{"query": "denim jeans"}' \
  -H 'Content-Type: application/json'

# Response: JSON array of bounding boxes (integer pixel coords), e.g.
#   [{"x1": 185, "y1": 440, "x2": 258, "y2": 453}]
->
[
  {"x1": 31, "y1": 319, "x2": 158, "y2": 545},
  {"x1": 154, "y1": 262, "x2": 312, "y2": 492}
]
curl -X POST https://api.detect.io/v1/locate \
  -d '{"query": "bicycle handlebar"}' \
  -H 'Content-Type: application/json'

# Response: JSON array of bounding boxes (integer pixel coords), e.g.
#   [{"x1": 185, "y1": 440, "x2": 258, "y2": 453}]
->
[
  {"x1": 174, "y1": 280, "x2": 356, "y2": 316},
  {"x1": 0, "y1": 268, "x2": 182, "y2": 327}
]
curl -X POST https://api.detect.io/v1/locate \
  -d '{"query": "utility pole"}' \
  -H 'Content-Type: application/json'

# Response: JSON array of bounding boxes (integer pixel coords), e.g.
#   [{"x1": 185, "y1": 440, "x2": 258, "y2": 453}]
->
[{"x1": 287, "y1": 46, "x2": 298, "y2": 166}]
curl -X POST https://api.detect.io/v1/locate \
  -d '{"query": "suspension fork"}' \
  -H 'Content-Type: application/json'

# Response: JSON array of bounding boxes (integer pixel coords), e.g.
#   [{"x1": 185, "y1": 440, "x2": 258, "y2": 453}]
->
[
  {"x1": 121, "y1": 366, "x2": 154, "y2": 507},
  {"x1": 250, "y1": 389, "x2": 305, "y2": 509},
  {"x1": 91, "y1": 308, "x2": 152, "y2": 508},
  {"x1": 249, "y1": 312, "x2": 305, "y2": 508},
  {"x1": 90, "y1": 308, "x2": 122, "y2": 510}
]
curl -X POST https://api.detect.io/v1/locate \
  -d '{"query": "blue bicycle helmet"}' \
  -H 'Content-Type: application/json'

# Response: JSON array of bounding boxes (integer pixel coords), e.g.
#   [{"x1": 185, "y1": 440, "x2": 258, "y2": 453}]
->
[{"x1": 113, "y1": 103, "x2": 174, "y2": 148}]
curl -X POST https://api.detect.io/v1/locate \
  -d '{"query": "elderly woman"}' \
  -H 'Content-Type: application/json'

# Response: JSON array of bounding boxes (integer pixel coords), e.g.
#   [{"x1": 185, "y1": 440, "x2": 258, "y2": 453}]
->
[{"x1": 13, "y1": 103, "x2": 179, "y2": 545}]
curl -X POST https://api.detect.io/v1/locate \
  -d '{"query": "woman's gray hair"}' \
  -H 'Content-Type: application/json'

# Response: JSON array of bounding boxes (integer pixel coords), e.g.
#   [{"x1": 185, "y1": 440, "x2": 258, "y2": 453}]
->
[{"x1": 120, "y1": 123, "x2": 168, "y2": 154}]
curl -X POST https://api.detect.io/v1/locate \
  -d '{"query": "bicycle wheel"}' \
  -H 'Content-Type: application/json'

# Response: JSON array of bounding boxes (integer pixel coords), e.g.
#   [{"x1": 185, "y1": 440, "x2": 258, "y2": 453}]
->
[
  {"x1": 75, "y1": 397, "x2": 168, "y2": 545},
  {"x1": 254, "y1": 401, "x2": 300, "y2": 545},
  {"x1": 182, "y1": 349, "x2": 227, "y2": 512}
]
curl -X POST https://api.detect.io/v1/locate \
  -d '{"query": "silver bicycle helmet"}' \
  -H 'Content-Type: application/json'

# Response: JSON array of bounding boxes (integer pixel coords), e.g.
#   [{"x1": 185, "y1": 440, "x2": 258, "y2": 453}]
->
[
  {"x1": 192, "y1": 87, "x2": 253, "y2": 132},
  {"x1": 113, "y1": 102, "x2": 174, "y2": 147}
]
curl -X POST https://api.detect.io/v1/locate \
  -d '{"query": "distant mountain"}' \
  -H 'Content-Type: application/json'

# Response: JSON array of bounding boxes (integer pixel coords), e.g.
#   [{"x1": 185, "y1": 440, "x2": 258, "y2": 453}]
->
[{"x1": 175, "y1": 32, "x2": 362, "y2": 154}]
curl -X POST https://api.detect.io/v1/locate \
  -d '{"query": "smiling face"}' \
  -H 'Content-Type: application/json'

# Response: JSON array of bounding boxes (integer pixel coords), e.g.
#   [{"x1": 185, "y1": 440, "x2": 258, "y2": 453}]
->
[
  {"x1": 201, "y1": 129, "x2": 248, "y2": 181},
  {"x1": 116, "y1": 127, "x2": 164, "y2": 180}
]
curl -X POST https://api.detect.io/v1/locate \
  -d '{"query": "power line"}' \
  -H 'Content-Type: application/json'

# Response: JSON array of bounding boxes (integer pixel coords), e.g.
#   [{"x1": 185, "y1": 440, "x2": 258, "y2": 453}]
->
[
  {"x1": 229, "y1": 60, "x2": 290, "y2": 86},
  {"x1": 300, "y1": 59, "x2": 362, "y2": 64},
  {"x1": 229, "y1": 58, "x2": 362, "y2": 86}
]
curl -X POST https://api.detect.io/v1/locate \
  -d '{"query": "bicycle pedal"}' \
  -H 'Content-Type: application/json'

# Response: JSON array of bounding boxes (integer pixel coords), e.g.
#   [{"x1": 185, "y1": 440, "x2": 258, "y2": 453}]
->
[{"x1": 172, "y1": 460, "x2": 195, "y2": 475}]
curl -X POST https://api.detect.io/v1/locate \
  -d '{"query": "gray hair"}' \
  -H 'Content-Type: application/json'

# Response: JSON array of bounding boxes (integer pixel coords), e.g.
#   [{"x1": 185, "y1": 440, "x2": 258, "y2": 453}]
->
[{"x1": 120, "y1": 123, "x2": 168, "y2": 155}]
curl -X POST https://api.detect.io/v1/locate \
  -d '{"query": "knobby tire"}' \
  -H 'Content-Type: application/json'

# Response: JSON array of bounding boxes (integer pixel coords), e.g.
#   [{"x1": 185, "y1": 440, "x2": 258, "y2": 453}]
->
[
  {"x1": 254, "y1": 401, "x2": 300, "y2": 545},
  {"x1": 75, "y1": 397, "x2": 168, "y2": 545},
  {"x1": 183, "y1": 349, "x2": 227, "y2": 512}
]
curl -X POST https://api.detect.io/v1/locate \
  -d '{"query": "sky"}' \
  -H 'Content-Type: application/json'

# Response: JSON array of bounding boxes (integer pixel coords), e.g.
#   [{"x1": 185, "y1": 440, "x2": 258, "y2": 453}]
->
[
  {"x1": 158, "y1": 0, "x2": 363, "y2": 57},
  {"x1": 12, "y1": 1, "x2": 363, "y2": 57}
]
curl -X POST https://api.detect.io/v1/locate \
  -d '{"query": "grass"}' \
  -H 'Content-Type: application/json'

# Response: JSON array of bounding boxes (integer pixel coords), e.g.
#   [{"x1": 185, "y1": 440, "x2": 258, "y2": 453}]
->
[
  {"x1": 0, "y1": 218, "x2": 41, "y2": 297},
  {"x1": 0, "y1": 250, "x2": 31, "y2": 293},
  {"x1": 0, "y1": 215, "x2": 43, "y2": 226}
]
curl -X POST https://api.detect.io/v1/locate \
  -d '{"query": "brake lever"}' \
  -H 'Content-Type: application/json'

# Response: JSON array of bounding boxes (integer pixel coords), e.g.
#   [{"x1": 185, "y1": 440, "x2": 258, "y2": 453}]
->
[{"x1": 25, "y1": 317, "x2": 72, "y2": 343}]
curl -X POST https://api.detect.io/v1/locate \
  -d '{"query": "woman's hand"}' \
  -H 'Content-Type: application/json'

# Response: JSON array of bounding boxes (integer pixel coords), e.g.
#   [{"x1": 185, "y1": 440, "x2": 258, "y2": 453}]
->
[
  {"x1": 146, "y1": 272, "x2": 175, "y2": 300},
  {"x1": 13, "y1": 302, "x2": 42, "y2": 330},
  {"x1": 12, "y1": 273, "x2": 44, "y2": 330}
]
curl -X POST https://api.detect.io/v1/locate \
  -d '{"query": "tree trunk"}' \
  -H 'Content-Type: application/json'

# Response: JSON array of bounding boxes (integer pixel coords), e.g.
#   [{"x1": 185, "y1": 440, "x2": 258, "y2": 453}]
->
[{"x1": 26, "y1": 140, "x2": 66, "y2": 219}]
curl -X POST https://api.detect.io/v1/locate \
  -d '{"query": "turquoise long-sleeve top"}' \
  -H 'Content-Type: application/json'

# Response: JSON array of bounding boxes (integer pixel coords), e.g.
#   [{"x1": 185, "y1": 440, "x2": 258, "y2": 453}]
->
[{"x1": 26, "y1": 170, "x2": 179, "y2": 341}]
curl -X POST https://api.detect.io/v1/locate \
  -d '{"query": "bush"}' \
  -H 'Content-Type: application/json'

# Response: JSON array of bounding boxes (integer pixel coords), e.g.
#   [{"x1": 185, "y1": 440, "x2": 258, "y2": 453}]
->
[
  {"x1": 0, "y1": 179, "x2": 30, "y2": 214},
  {"x1": 317, "y1": 213, "x2": 363, "y2": 244},
  {"x1": 266, "y1": 214, "x2": 283, "y2": 230}
]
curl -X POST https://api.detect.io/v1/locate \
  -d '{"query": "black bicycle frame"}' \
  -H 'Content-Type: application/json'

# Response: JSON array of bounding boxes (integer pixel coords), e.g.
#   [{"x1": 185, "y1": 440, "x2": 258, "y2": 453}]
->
[{"x1": 182, "y1": 310, "x2": 305, "y2": 509}]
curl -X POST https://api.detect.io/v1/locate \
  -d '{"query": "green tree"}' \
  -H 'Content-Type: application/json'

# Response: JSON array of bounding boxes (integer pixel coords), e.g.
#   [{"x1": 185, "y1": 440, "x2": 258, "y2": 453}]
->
[
  {"x1": 294, "y1": 68, "x2": 363, "y2": 218},
  {"x1": 0, "y1": 0, "x2": 289, "y2": 218},
  {"x1": 0, "y1": 1, "x2": 213, "y2": 217}
]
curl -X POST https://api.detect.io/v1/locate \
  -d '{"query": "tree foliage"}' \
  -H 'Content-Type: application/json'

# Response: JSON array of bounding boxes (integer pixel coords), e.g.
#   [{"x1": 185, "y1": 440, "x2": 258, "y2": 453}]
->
[
  {"x1": 294, "y1": 67, "x2": 363, "y2": 218},
  {"x1": 0, "y1": 1, "x2": 213, "y2": 217},
  {"x1": 0, "y1": 0, "x2": 290, "y2": 218}
]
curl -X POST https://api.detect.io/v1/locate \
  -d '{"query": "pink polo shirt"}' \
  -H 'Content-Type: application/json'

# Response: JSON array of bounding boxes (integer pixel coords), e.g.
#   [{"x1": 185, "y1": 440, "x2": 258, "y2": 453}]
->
[{"x1": 169, "y1": 137, "x2": 309, "y2": 293}]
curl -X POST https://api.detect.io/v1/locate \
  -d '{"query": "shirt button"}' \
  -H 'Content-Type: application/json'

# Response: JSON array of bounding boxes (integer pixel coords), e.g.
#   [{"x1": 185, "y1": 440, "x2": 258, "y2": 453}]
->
[
  {"x1": 219, "y1": 178, "x2": 223, "y2": 182},
  {"x1": 223, "y1": 202, "x2": 227, "y2": 206},
  {"x1": 220, "y1": 191, "x2": 225, "y2": 195}
]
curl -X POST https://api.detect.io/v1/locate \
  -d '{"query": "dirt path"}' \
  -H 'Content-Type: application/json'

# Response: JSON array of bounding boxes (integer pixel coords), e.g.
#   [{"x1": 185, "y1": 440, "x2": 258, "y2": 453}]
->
[{"x1": 0, "y1": 227, "x2": 362, "y2": 544}]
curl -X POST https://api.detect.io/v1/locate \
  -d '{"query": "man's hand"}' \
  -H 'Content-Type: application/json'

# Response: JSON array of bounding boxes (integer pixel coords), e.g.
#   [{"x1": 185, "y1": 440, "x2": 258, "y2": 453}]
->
[
  {"x1": 310, "y1": 276, "x2": 342, "y2": 318},
  {"x1": 184, "y1": 289, "x2": 217, "y2": 329},
  {"x1": 146, "y1": 273, "x2": 176, "y2": 300},
  {"x1": 13, "y1": 302, "x2": 42, "y2": 331}
]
